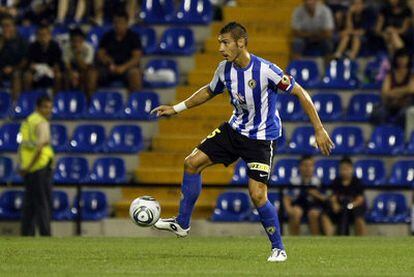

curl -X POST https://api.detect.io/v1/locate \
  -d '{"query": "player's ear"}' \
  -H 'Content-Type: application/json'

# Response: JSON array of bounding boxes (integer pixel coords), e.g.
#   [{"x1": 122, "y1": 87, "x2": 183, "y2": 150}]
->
[{"x1": 237, "y1": 38, "x2": 244, "y2": 49}]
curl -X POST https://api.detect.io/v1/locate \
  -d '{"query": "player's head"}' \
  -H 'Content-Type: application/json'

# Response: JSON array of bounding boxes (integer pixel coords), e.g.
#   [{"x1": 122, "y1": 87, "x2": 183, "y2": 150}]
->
[
  {"x1": 218, "y1": 22, "x2": 248, "y2": 62},
  {"x1": 299, "y1": 155, "x2": 315, "y2": 179},
  {"x1": 36, "y1": 95, "x2": 53, "y2": 119},
  {"x1": 339, "y1": 156, "x2": 353, "y2": 181},
  {"x1": 113, "y1": 11, "x2": 129, "y2": 35},
  {"x1": 37, "y1": 24, "x2": 52, "y2": 46}
]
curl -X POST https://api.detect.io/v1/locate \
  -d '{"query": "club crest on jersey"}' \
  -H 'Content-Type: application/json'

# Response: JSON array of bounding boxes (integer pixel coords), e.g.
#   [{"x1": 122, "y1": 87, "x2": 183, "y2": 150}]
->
[
  {"x1": 281, "y1": 75, "x2": 290, "y2": 86},
  {"x1": 248, "y1": 79, "x2": 256, "y2": 89},
  {"x1": 266, "y1": 227, "x2": 276, "y2": 235}
]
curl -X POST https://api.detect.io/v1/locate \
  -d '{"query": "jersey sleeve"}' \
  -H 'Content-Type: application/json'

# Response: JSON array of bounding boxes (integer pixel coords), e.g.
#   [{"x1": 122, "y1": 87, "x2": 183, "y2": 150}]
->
[
  {"x1": 208, "y1": 61, "x2": 226, "y2": 95},
  {"x1": 267, "y1": 63, "x2": 296, "y2": 93}
]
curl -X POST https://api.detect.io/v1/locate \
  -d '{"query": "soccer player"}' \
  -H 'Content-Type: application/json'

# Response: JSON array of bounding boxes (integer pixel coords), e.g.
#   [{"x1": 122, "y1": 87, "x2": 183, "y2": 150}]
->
[{"x1": 150, "y1": 22, "x2": 335, "y2": 262}]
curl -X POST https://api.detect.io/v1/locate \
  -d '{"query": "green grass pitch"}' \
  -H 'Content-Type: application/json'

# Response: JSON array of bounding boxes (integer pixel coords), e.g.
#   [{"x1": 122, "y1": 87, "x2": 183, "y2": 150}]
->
[{"x1": 1, "y1": 236, "x2": 413, "y2": 276}]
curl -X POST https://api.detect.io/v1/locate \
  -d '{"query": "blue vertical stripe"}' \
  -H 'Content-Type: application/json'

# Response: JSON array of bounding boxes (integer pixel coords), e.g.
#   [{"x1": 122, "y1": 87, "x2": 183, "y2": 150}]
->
[{"x1": 249, "y1": 59, "x2": 262, "y2": 139}]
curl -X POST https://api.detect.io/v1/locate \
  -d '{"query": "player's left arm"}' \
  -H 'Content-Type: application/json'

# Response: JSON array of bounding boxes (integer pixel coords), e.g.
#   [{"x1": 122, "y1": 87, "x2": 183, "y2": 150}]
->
[{"x1": 291, "y1": 84, "x2": 335, "y2": 156}]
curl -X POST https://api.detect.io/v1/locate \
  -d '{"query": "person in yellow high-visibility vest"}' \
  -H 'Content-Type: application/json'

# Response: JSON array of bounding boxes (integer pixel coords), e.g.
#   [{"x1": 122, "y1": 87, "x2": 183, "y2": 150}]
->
[{"x1": 18, "y1": 95, "x2": 54, "y2": 236}]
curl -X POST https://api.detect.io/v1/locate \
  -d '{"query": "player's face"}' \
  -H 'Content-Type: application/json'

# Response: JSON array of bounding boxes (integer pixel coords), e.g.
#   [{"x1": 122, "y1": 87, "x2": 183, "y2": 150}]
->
[
  {"x1": 38, "y1": 101, "x2": 53, "y2": 119},
  {"x1": 299, "y1": 158, "x2": 314, "y2": 179},
  {"x1": 339, "y1": 163, "x2": 353, "y2": 181},
  {"x1": 218, "y1": 33, "x2": 240, "y2": 62}
]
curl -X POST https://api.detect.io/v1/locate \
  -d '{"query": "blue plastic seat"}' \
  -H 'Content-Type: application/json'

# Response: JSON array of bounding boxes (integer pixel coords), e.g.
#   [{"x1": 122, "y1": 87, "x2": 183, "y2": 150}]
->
[
  {"x1": 361, "y1": 58, "x2": 384, "y2": 89},
  {"x1": 0, "y1": 123, "x2": 21, "y2": 152},
  {"x1": 69, "y1": 124, "x2": 105, "y2": 153},
  {"x1": 406, "y1": 131, "x2": 414, "y2": 155},
  {"x1": 53, "y1": 91, "x2": 86, "y2": 119},
  {"x1": 143, "y1": 59, "x2": 179, "y2": 88},
  {"x1": 354, "y1": 159, "x2": 386, "y2": 186},
  {"x1": 366, "y1": 193, "x2": 409, "y2": 223},
  {"x1": 158, "y1": 27, "x2": 195, "y2": 55},
  {"x1": 231, "y1": 159, "x2": 248, "y2": 185},
  {"x1": 331, "y1": 126, "x2": 365, "y2": 155},
  {"x1": 286, "y1": 60, "x2": 320, "y2": 89},
  {"x1": 389, "y1": 161, "x2": 414, "y2": 187},
  {"x1": 54, "y1": 157, "x2": 89, "y2": 184},
  {"x1": 87, "y1": 91, "x2": 123, "y2": 119},
  {"x1": 367, "y1": 126, "x2": 404, "y2": 155},
  {"x1": 314, "y1": 159, "x2": 340, "y2": 186},
  {"x1": 51, "y1": 124, "x2": 68, "y2": 153},
  {"x1": 269, "y1": 159, "x2": 300, "y2": 185},
  {"x1": 71, "y1": 191, "x2": 108, "y2": 220},
  {"x1": 174, "y1": 0, "x2": 212, "y2": 24},
  {"x1": 52, "y1": 191, "x2": 72, "y2": 220},
  {"x1": 318, "y1": 59, "x2": 359, "y2": 89},
  {"x1": 0, "y1": 156, "x2": 13, "y2": 182},
  {"x1": 275, "y1": 129, "x2": 288, "y2": 154},
  {"x1": 0, "y1": 190, "x2": 24, "y2": 220},
  {"x1": 104, "y1": 125, "x2": 144, "y2": 153},
  {"x1": 18, "y1": 25, "x2": 36, "y2": 42},
  {"x1": 87, "y1": 25, "x2": 112, "y2": 49},
  {"x1": 140, "y1": 0, "x2": 175, "y2": 24},
  {"x1": 275, "y1": 94, "x2": 305, "y2": 121},
  {"x1": 346, "y1": 93, "x2": 381, "y2": 121},
  {"x1": 249, "y1": 192, "x2": 281, "y2": 222},
  {"x1": 123, "y1": 92, "x2": 159, "y2": 120},
  {"x1": 211, "y1": 192, "x2": 251, "y2": 222},
  {"x1": 131, "y1": 26, "x2": 158, "y2": 54},
  {"x1": 312, "y1": 93, "x2": 342, "y2": 121},
  {"x1": 288, "y1": 126, "x2": 317, "y2": 154},
  {"x1": 13, "y1": 91, "x2": 47, "y2": 119},
  {"x1": 0, "y1": 91, "x2": 11, "y2": 118},
  {"x1": 89, "y1": 157, "x2": 126, "y2": 184}
]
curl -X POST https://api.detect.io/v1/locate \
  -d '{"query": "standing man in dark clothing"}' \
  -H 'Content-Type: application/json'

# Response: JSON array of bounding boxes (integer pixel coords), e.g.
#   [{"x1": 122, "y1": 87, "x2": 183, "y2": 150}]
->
[
  {"x1": 322, "y1": 157, "x2": 367, "y2": 236},
  {"x1": 88, "y1": 11, "x2": 142, "y2": 94},
  {"x1": 19, "y1": 95, "x2": 54, "y2": 236}
]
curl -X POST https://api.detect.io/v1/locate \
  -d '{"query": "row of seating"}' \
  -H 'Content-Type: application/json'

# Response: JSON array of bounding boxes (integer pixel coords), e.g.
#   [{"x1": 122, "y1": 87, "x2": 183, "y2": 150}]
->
[
  {"x1": 0, "y1": 157, "x2": 126, "y2": 184},
  {"x1": 212, "y1": 191, "x2": 410, "y2": 224},
  {"x1": 0, "y1": 123, "x2": 144, "y2": 154},
  {"x1": 0, "y1": 190, "x2": 107, "y2": 220},
  {"x1": 0, "y1": 91, "x2": 159, "y2": 120},
  {"x1": 232, "y1": 159, "x2": 414, "y2": 187}
]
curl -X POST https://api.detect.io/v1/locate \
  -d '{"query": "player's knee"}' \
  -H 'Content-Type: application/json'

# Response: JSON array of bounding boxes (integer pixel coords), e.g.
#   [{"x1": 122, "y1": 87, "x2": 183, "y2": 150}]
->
[
  {"x1": 183, "y1": 156, "x2": 201, "y2": 174},
  {"x1": 249, "y1": 190, "x2": 267, "y2": 207}
]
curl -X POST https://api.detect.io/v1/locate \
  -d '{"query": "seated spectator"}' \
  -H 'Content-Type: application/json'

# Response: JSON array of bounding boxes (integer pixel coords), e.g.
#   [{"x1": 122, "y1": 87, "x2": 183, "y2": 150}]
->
[
  {"x1": 374, "y1": 0, "x2": 412, "y2": 54},
  {"x1": 63, "y1": 28, "x2": 94, "y2": 97},
  {"x1": 321, "y1": 157, "x2": 366, "y2": 236},
  {"x1": 283, "y1": 155, "x2": 327, "y2": 236},
  {"x1": 24, "y1": 24, "x2": 64, "y2": 93},
  {"x1": 19, "y1": 0, "x2": 56, "y2": 26},
  {"x1": 370, "y1": 48, "x2": 414, "y2": 128},
  {"x1": 291, "y1": 0, "x2": 335, "y2": 60},
  {"x1": 333, "y1": 0, "x2": 372, "y2": 59},
  {"x1": 325, "y1": 0, "x2": 352, "y2": 32},
  {"x1": 0, "y1": 0, "x2": 19, "y2": 19},
  {"x1": 0, "y1": 15, "x2": 28, "y2": 100},
  {"x1": 89, "y1": 11, "x2": 142, "y2": 93}
]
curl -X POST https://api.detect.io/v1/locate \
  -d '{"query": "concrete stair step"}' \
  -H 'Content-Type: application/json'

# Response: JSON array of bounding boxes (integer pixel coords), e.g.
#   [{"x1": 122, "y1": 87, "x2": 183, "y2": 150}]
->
[
  {"x1": 205, "y1": 37, "x2": 289, "y2": 54},
  {"x1": 237, "y1": 0, "x2": 301, "y2": 7},
  {"x1": 152, "y1": 136, "x2": 205, "y2": 152},
  {"x1": 158, "y1": 119, "x2": 222, "y2": 136},
  {"x1": 211, "y1": 21, "x2": 291, "y2": 37},
  {"x1": 223, "y1": 7, "x2": 293, "y2": 23},
  {"x1": 139, "y1": 151, "x2": 188, "y2": 167}
]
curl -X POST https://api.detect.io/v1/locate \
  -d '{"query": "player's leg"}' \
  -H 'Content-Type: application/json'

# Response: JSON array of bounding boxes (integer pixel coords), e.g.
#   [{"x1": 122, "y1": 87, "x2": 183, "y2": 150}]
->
[{"x1": 307, "y1": 208, "x2": 321, "y2": 235}]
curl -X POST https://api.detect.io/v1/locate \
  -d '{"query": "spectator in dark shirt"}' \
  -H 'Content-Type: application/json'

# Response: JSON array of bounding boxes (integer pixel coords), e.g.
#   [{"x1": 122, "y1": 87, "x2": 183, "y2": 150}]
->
[
  {"x1": 24, "y1": 24, "x2": 63, "y2": 93},
  {"x1": 89, "y1": 11, "x2": 142, "y2": 94},
  {"x1": 321, "y1": 157, "x2": 367, "y2": 236},
  {"x1": 0, "y1": 15, "x2": 28, "y2": 100}
]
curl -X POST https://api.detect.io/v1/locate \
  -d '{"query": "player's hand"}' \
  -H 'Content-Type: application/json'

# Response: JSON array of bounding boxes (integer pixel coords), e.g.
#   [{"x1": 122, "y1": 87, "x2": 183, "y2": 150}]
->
[
  {"x1": 315, "y1": 127, "x2": 335, "y2": 156},
  {"x1": 150, "y1": 105, "x2": 177, "y2": 117}
]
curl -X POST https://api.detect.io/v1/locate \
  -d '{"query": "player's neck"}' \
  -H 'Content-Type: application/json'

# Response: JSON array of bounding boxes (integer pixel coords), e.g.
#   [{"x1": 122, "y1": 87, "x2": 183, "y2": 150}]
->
[{"x1": 233, "y1": 51, "x2": 251, "y2": 69}]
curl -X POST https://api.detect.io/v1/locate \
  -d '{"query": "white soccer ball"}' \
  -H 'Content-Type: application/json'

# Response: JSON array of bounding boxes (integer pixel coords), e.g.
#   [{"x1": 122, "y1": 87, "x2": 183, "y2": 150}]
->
[{"x1": 129, "y1": 196, "x2": 161, "y2": 227}]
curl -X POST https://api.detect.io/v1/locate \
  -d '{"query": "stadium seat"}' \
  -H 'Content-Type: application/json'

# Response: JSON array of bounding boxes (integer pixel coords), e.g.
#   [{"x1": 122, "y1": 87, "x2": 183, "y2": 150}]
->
[
  {"x1": 314, "y1": 159, "x2": 340, "y2": 186},
  {"x1": 89, "y1": 157, "x2": 126, "y2": 184},
  {"x1": 0, "y1": 91, "x2": 11, "y2": 118},
  {"x1": 54, "y1": 157, "x2": 89, "y2": 184},
  {"x1": 143, "y1": 59, "x2": 179, "y2": 88},
  {"x1": 13, "y1": 91, "x2": 47, "y2": 119},
  {"x1": 389, "y1": 161, "x2": 414, "y2": 187},
  {"x1": 312, "y1": 93, "x2": 342, "y2": 121},
  {"x1": 52, "y1": 25, "x2": 70, "y2": 46},
  {"x1": 366, "y1": 126, "x2": 404, "y2": 155},
  {"x1": 288, "y1": 126, "x2": 318, "y2": 154},
  {"x1": 275, "y1": 94, "x2": 305, "y2": 121},
  {"x1": 52, "y1": 191, "x2": 72, "y2": 220},
  {"x1": 51, "y1": 124, "x2": 68, "y2": 152},
  {"x1": 366, "y1": 193, "x2": 410, "y2": 223},
  {"x1": 0, "y1": 190, "x2": 24, "y2": 220},
  {"x1": 354, "y1": 160, "x2": 386, "y2": 186},
  {"x1": 406, "y1": 131, "x2": 414, "y2": 155},
  {"x1": 269, "y1": 159, "x2": 300, "y2": 185},
  {"x1": 249, "y1": 192, "x2": 281, "y2": 222},
  {"x1": 331, "y1": 126, "x2": 365, "y2": 155},
  {"x1": 18, "y1": 25, "x2": 36, "y2": 42},
  {"x1": 131, "y1": 26, "x2": 157, "y2": 54},
  {"x1": 123, "y1": 91, "x2": 159, "y2": 120},
  {"x1": 231, "y1": 159, "x2": 248, "y2": 185},
  {"x1": 275, "y1": 129, "x2": 288, "y2": 154},
  {"x1": 158, "y1": 27, "x2": 195, "y2": 55},
  {"x1": 0, "y1": 156, "x2": 13, "y2": 182},
  {"x1": 104, "y1": 125, "x2": 144, "y2": 153},
  {"x1": 69, "y1": 124, "x2": 105, "y2": 153},
  {"x1": 86, "y1": 25, "x2": 112, "y2": 49},
  {"x1": 0, "y1": 123, "x2": 21, "y2": 152},
  {"x1": 140, "y1": 0, "x2": 175, "y2": 24},
  {"x1": 346, "y1": 93, "x2": 381, "y2": 122},
  {"x1": 71, "y1": 191, "x2": 108, "y2": 220},
  {"x1": 173, "y1": 0, "x2": 212, "y2": 24},
  {"x1": 318, "y1": 59, "x2": 359, "y2": 89},
  {"x1": 87, "y1": 91, "x2": 123, "y2": 119},
  {"x1": 361, "y1": 58, "x2": 384, "y2": 89},
  {"x1": 286, "y1": 60, "x2": 320, "y2": 89},
  {"x1": 211, "y1": 192, "x2": 251, "y2": 222},
  {"x1": 53, "y1": 91, "x2": 86, "y2": 119}
]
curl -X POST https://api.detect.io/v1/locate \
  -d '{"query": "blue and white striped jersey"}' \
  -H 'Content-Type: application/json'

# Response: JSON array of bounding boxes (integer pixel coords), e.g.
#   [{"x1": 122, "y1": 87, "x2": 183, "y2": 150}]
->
[{"x1": 208, "y1": 54, "x2": 296, "y2": 141}]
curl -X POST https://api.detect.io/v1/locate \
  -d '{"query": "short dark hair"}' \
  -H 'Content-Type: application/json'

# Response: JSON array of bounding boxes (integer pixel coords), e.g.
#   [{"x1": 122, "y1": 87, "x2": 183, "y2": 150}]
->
[
  {"x1": 300, "y1": 155, "x2": 313, "y2": 163},
  {"x1": 220, "y1": 22, "x2": 248, "y2": 45},
  {"x1": 69, "y1": 27, "x2": 85, "y2": 39},
  {"x1": 37, "y1": 23, "x2": 50, "y2": 33},
  {"x1": 392, "y1": 48, "x2": 413, "y2": 69},
  {"x1": 113, "y1": 10, "x2": 129, "y2": 21},
  {"x1": 36, "y1": 95, "x2": 52, "y2": 107},
  {"x1": 340, "y1": 156, "x2": 353, "y2": 166}
]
